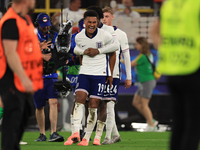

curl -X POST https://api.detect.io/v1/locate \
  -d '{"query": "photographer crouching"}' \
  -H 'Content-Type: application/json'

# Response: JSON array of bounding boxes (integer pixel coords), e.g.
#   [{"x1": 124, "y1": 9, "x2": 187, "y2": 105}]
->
[{"x1": 33, "y1": 13, "x2": 64, "y2": 142}]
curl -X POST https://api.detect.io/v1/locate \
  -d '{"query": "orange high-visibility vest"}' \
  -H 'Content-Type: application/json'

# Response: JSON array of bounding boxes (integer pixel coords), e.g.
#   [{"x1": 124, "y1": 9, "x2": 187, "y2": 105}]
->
[{"x1": 0, "y1": 8, "x2": 43, "y2": 92}]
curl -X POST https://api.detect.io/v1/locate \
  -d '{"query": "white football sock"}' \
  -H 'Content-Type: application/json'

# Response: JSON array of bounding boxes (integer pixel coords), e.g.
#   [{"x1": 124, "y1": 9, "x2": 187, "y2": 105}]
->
[
  {"x1": 73, "y1": 103, "x2": 84, "y2": 133},
  {"x1": 84, "y1": 108, "x2": 97, "y2": 142},
  {"x1": 105, "y1": 101, "x2": 115, "y2": 139},
  {"x1": 112, "y1": 123, "x2": 120, "y2": 137},
  {"x1": 95, "y1": 120, "x2": 106, "y2": 140}
]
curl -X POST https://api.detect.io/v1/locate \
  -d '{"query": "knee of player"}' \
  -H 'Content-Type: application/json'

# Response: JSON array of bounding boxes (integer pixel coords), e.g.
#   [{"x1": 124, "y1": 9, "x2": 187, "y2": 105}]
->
[
  {"x1": 75, "y1": 98, "x2": 86, "y2": 104},
  {"x1": 75, "y1": 95, "x2": 87, "y2": 104},
  {"x1": 89, "y1": 102, "x2": 99, "y2": 108}
]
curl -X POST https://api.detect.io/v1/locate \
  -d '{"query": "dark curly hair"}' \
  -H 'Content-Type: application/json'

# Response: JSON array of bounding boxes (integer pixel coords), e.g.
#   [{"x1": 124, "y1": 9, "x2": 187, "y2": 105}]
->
[
  {"x1": 84, "y1": 10, "x2": 99, "y2": 20},
  {"x1": 86, "y1": 6, "x2": 104, "y2": 19}
]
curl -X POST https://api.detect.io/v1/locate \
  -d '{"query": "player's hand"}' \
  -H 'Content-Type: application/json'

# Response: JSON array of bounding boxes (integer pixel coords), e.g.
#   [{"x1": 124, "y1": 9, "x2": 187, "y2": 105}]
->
[
  {"x1": 125, "y1": 79, "x2": 132, "y2": 89},
  {"x1": 42, "y1": 53, "x2": 52, "y2": 61},
  {"x1": 88, "y1": 48, "x2": 99, "y2": 57},
  {"x1": 84, "y1": 48, "x2": 99, "y2": 57},
  {"x1": 106, "y1": 76, "x2": 113, "y2": 88},
  {"x1": 40, "y1": 40, "x2": 52, "y2": 50},
  {"x1": 21, "y1": 77, "x2": 34, "y2": 94},
  {"x1": 83, "y1": 49, "x2": 90, "y2": 55}
]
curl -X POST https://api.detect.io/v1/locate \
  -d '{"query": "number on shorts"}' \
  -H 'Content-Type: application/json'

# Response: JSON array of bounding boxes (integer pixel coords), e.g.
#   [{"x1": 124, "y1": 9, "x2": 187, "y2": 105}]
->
[{"x1": 98, "y1": 83, "x2": 104, "y2": 93}]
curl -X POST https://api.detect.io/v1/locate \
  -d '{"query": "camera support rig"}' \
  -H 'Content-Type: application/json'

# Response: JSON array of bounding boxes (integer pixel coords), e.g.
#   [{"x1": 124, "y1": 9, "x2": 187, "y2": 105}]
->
[{"x1": 53, "y1": 0, "x2": 74, "y2": 98}]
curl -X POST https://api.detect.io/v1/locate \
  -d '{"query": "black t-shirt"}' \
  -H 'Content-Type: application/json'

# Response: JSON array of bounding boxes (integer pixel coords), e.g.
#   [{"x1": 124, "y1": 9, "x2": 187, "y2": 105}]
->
[
  {"x1": 1, "y1": 19, "x2": 19, "y2": 40},
  {"x1": 0, "y1": 19, "x2": 19, "y2": 90},
  {"x1": 0, "y1": 16, "x2": 29, "y2": 90}
]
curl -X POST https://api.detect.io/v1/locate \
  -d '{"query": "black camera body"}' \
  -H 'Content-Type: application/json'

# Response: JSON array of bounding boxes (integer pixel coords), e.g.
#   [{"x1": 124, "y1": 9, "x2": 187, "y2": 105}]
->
[{"x1": 51, "y1": 20, "x2": 74, "y2": 97}]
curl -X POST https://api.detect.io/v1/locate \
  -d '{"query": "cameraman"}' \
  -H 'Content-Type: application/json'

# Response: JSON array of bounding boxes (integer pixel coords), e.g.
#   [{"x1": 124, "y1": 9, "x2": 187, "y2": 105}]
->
[{"x1": 33, "y1": 13, "x2": 64, "y2": 142}]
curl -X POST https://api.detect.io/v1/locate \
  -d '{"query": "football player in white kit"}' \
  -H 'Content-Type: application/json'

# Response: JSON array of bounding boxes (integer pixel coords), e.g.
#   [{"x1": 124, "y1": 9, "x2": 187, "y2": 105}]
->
[
  {"x1": 64, "y1": 6, "x2": 120, "y2": 146},
  {"x1": 64, "y1": 10, "x2": 118, "y2": 146},
  {"x1": 101, "y1": 6, "x2": 132, "y2": 144}
]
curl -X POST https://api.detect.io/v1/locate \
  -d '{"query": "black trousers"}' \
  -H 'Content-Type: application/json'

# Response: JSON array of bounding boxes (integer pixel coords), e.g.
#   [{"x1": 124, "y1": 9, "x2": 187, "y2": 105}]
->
[
  {"x1": 1, "y1": 85, "x2": 32, "y2": 150},
  {"x1": 168, "y1": 68, "x2": 200, "y2": 150}
]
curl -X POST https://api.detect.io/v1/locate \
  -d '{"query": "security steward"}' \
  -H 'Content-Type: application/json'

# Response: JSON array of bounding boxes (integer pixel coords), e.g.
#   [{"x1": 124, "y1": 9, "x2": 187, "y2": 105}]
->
[
  {"x1": 151, "y1": 0, "x2": 200, "y2": 150},
  {"x1": 0, "y1": 1, "x2": 43, "y2": 150},
  {"x1": 33, "y1": 13, "x2": 64, "y2": 142}
]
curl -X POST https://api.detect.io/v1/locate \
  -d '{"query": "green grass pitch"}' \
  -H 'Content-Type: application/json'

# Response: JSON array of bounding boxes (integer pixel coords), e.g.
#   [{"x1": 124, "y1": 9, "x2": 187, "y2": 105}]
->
[{"x1": 1, "y1": 131, "x2": 171, "y2": 150}]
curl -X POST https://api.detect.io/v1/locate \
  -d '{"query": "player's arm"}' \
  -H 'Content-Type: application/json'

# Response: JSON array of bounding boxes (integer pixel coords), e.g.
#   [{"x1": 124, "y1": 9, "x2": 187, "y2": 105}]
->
[
  {"x1": 106, "y1": 52, "x2": 116, "y2": 87},
  {"x1": 109, "y1": 52, "x2": 116, "y2": 76},
  {"x1": 75, "y1": 30, "x2": 119, "y2": 57},
  {"x1": 2, "y1": 20, "x2": 33, "y2": 93},
  {"x1": 98, "y1": 33, "x2": 119, "y2": 54},
  {"x1": 91, "y1": 31, "x2": 119, "y2": 56},
  {"x1": 120, "y1": 31, "x2": 132, "y2": 89},
  {"x1": 73, "y1": 35, "x2": 86, "y2": 55},
  {"x1": 79, "y1": 55, "x2": 83, "y2": 65},
  {"x1": 74, "y1": 44, "x2": 86, "y2": 55}
]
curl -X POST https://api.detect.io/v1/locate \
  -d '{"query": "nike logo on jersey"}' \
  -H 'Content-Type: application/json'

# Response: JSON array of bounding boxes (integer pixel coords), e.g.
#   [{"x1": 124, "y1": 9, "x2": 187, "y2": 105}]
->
[{"x1": 82, "y1": 45, "x2": 86, "y2": 47}]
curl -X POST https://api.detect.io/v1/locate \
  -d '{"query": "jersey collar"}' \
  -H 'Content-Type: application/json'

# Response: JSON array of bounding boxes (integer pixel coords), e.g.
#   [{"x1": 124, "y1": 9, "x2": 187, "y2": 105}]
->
[
  {"x1": 113, "y1": 26, "x2": 118, "y2": 31},
  {"x1": 85, "y1": 28, "x2": 98, "y2": 39},
  {"x1": 99, "y1": 22, "x2": 103, "y2": 28}
]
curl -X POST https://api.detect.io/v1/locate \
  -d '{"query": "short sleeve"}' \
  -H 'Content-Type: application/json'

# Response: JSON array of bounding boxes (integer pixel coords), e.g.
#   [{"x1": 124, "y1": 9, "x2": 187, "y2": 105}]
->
[
  {"x1": 1, "y1": 19, "x2": 19, "y2": 40},
  {"x1": 135, "y1": 54, "x2": 145, "y2": 65}
]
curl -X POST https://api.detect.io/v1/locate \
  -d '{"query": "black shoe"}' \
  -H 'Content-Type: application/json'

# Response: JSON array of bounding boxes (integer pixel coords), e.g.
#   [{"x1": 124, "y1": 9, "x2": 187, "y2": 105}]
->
[
  {"x1": 35, "y1": 133, "x2": 47, "y2": 142},
  {"x1": 79, "y1": 130, "x2": 92, "y2": 141},
  {"x1": 80, "y1": 130, "x2": 84, "y2": 141},
  {"x1": 48, "y1": 132, "x2": 64, "y2": 142}
]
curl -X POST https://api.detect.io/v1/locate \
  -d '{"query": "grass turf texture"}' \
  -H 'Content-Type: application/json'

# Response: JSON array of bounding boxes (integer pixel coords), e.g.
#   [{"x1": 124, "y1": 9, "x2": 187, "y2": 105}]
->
[{"x1": 0, "y1": 131, "x2": 171, "y2": 150}]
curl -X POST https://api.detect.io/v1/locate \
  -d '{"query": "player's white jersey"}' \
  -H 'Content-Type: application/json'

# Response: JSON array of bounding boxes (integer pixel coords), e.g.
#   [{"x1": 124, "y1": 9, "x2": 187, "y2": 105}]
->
[
  {"x1": 100, "y1": 23, "x2": 115, "y2": 34},
  {"x1": 113, "y1": 27, "x2": 131, "y2": 80},
  {"x1": 74, "y1": 28, "x2": 113, "y2": 76}
]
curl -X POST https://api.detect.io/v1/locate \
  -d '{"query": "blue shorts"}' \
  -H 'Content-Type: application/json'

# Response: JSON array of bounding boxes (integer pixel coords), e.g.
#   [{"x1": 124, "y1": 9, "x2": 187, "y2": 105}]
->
[
  {"x1": 103, "y1": 78, "x2": 120, "y2": 102},
  {"x1": 33, "y1": 78, "x2": 58, "y2": 108},
  {"x1": 75, "y1": 74, "x2": 106, "y2": 100}
]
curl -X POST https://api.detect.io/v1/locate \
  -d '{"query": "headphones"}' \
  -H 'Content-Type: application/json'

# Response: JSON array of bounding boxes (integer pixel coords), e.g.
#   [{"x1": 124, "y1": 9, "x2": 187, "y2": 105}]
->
[{"x1": 34, "y1": 13, "x2": 52, "y2": 27}]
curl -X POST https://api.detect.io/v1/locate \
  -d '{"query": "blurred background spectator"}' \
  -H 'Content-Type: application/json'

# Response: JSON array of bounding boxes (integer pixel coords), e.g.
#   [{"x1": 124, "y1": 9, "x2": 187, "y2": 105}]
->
[
  {"x1": 113, "y1": 0, "x2": 141, "y2": 18},
  {"x1": 52, "y1": 0, "x2": 85, "y2": 33}
]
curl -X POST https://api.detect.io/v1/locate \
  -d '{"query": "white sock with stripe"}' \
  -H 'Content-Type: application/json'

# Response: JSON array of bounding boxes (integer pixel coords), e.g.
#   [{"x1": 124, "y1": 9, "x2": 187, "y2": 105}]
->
[
  {"x1": 95, "y1": 120, "x2": 106, "y2": 140},
  {"x1": 84, "y1": 108, "x2": 97, "y2": 142},
  {"x1": 73, "y1": 103, "x2": 84, "y2": 134},
  {"x1": 105, "y1": 101, "x2": 115, "y2": 139}
]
